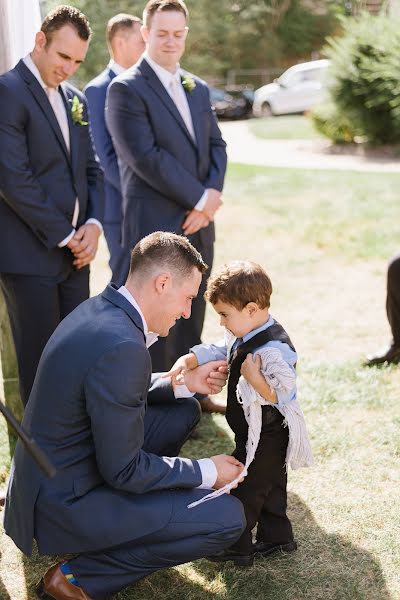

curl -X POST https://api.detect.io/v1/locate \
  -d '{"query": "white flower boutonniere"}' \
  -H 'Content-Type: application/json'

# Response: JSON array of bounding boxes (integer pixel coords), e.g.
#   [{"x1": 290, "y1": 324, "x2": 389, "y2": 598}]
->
[
  {"x1": 69, "y1": 95, "x2": 88, "y2": 126},
  {"x1": 181, "y1": 74, "x2": 196, "y2": 94}
]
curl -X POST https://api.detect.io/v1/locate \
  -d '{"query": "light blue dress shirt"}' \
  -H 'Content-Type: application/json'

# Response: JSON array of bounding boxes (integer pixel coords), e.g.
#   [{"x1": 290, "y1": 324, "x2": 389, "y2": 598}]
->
[{"x1": 191, "y1": 315, "x2": 297, "y2": 408}]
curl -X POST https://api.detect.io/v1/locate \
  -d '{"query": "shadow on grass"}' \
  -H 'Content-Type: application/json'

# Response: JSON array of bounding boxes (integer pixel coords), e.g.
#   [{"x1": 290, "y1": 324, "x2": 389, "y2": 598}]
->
[
  {"x1": 0, "y1": 551, "x2": 11, "y2": 600},
  {"x1": 4, "y1": 414, "x2": 393, "y2": 600}
]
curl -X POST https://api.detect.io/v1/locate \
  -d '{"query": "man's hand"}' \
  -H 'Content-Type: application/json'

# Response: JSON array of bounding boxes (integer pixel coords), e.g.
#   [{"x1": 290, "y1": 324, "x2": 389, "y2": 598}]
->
[
  {"x1": 203, "y1": 188, "x2": 222, "y2": 220},
  {"x1": 182, "y1": 209, "x2": 209, "y2": 236},
  {"x1": 211, "y1": 455, "x2": 244, "y2": 490},
  {"x1": 68, "y1": 223, "x2": 101, "y2": 269},
  {"x1": 162, "y1": 353, "x2": 198, "y2": 386},
  {"x1": 183, "y1": 360, "x2": 228, "y2": 395}
]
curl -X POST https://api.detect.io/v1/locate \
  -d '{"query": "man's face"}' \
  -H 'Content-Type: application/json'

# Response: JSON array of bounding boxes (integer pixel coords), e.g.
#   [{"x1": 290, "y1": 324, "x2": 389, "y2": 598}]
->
[
  {"x1": 118, "y1": 24, "x2": 145, "y2": 68},
  {"x1": 34, "y1": 24, "x2": 89, "y2": 88},
  {"x1": 142, "y1": 10, "x2": 188, "y2": 71},
  {"x1": 154, "y1": 267, "x2": 202, "y2": 337}
]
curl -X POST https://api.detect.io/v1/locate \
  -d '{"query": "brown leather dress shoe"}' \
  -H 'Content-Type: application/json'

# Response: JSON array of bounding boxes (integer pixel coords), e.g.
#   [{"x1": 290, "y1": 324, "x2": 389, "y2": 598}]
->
[
  {"x1": 199, "y1": 396, "x2": 226, "y2": 414},
  {"x1": 364, "y1": 344, "x2": 400, "y2": 367},
  {"x1": 0, "y1": 491, "x2": 5, "y2": 507},
  {"x1": 36, "y1": 563, "x2": 94, "y2": 600}
]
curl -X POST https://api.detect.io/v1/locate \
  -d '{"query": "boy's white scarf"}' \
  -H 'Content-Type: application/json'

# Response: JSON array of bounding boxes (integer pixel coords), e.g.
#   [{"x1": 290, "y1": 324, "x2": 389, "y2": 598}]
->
[{"x1": 188, "y1": 346, "x2": 313, "y2": 509}]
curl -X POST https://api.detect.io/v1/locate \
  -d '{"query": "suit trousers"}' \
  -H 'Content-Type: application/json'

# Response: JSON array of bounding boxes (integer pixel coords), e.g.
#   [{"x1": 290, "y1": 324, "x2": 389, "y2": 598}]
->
[
  {"x1": 149, "y1": 232, "x2": 214, "y2": 372},
  {"x1": 386, "y1": 253, "x2": 400, "y2": 346},
  {"x1": 0, "y1": 265, "x2": 89, "y2": 407},
  {"x1": 68, "y1": 397, "x2": 246, "y2": 599},
  {"x1": 230, "y1": 407, "x2": 294, "y2": 554},
  {"x1": 103, "y1": 223, "x2": 130, "y2": 288}
]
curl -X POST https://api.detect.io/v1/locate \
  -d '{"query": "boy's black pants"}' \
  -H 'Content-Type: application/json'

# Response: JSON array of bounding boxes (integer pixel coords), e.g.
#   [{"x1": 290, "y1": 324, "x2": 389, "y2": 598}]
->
[{"x1": 230, "y1": 405, "x2": 294, "y2": 554}]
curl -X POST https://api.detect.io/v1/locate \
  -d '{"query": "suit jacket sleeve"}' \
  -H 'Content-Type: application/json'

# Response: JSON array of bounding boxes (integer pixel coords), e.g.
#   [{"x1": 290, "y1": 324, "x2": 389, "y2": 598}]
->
[
  {"x1": 84, "y1": 84, "x2": 122, "y2": 194},
  {"x1": 202, "y1": 86, "x2": 227, "y2": 191},
  {"x1": 85, "y1": 340, "x2": 202, "y2": 493},
  {"x1": 0, "y1": 80, "x2": 74, "y2": 248},
  {"x1": 106, "y1": 80, "x2": 205, "y2": 210}
]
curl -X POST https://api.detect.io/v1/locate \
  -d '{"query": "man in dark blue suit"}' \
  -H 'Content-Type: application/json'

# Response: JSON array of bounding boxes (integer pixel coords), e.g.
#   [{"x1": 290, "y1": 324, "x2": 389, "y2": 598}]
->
[
  {"x1": 0, "y1": 6, "x2": 104, "y2": 407},
  {"x1": 84, "y1": 14, "x2": 144, "y2": 286},
  {"x1": 4, "y1": 232, "x2": 245, "y2": 600},
  {"x1": 106, "y1": 1, "x2": 227, "y2": 408}
]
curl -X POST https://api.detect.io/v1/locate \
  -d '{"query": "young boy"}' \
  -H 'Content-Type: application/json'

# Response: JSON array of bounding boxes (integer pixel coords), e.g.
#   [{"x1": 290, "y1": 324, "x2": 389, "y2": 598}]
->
[{"x1": 169, "y1": 260, "x2": 299, "y2": 567}]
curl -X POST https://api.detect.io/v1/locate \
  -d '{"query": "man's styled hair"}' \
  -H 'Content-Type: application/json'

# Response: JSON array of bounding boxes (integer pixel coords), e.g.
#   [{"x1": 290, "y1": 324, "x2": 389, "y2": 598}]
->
[
  {"x1": 143, "y1": 0, "x2": 189, "y2": 28},
  {"x1": 41, "y1": 5, "x2": 92, "y2": 43},
  {"x1": 129, "y1": 232, "x2": 207, "y2": 281},
  {"x1": 106, "y1": 14, "x2": 142, "y2": 48},
  {"x1": 205, "y1": 261, "x2": 273, "y2": 310}
]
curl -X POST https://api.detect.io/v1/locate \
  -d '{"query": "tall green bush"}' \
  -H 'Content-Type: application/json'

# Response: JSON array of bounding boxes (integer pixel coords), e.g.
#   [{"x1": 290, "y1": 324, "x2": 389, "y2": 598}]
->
[{"x1": 323, "y1": 12, "x2": 400, "y2": 144}]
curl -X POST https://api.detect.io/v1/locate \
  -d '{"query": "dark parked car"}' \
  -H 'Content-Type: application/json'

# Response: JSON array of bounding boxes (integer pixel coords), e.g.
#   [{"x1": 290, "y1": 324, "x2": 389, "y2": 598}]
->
[{"x1": 210, "y1": 87, "x2": 254, "y2": 120}]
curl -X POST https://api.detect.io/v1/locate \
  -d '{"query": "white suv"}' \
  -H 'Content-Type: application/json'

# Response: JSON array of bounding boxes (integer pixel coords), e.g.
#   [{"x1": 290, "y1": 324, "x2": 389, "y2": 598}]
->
[{"x1": 253, "y1": 59, "x2": 330, "y2": 117}]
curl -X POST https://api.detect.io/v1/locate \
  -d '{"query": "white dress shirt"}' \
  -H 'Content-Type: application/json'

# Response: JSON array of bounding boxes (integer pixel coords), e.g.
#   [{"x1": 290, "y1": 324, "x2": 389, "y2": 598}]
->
[
  {"x1": 23, "y1": 54, "x2": 102, "y2": 247},
  {"x1": 143, "y1": 52, "x2": 208, "y2": 212},
  {"x1": 117, "y1": 285, "x2": 217, "y2": 489}
]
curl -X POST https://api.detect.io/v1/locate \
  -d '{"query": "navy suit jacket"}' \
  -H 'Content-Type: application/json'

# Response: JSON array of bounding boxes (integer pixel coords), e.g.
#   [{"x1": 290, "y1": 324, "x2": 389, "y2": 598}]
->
[
  {"x1": 84, "y1": 66, "x2": 123, "y2": 226},
  {"x1": 0, "y1": 60, "x2": 104, "y2": 276},
  {"x1": 106, "y1": 57, "x2": 227, "y2": 249},
  {"x1": 3, "y1": 285, "x2": 202, "y2": 556}
]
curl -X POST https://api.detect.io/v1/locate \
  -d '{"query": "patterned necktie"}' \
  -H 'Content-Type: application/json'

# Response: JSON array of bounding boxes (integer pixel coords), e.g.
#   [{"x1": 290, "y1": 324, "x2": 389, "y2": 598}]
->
[
  {"x1": 229, "y1": 337, "x2": 243, "y2": 364},
  {"x1": 169, "y1": 77, "x2": 196, "y2": 141}
]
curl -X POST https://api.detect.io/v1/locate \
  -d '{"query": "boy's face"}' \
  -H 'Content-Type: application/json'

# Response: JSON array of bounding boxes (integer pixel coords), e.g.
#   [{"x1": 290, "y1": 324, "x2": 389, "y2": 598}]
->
[{"x1": 212, "y1": 300, "x2": 258, "y2": 338}]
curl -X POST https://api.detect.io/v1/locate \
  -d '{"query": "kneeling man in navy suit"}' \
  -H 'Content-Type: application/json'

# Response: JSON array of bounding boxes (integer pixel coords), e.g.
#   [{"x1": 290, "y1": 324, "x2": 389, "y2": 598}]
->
[{"x1": 4, "y1": 231, "x2": 245, "y2": 600}]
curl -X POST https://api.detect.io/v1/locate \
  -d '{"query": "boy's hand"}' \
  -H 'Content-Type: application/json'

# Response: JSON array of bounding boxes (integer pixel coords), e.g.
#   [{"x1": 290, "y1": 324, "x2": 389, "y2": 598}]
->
[
  {"x1": 162, "y1": 353, "x2": 198, "y2": 386},
  {"x1": 241, "y1": 353, "x2": 277, "y2": 403}
]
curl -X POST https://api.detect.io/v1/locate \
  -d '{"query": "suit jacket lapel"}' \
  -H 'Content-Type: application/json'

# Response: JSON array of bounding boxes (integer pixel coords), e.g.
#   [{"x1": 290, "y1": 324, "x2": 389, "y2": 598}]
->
[
  {"x1": 16, "y1": 60, "x2": 71, "y2": 165},
  {"x1": 140, "y1": 59, "x2": 197, "y2": 149},
  {"x1": 185, "y1": 85, "x2": 203, "y2": 154}
]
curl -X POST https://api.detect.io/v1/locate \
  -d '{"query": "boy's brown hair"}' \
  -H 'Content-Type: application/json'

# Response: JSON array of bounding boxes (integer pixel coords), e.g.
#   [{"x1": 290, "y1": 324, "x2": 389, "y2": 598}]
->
[
  {"x1": 205, "y1": 261, "x2": 272, "y2": 310},
  {"x1": 143, "y1": 0, "x2": 189, "y2": 28}
]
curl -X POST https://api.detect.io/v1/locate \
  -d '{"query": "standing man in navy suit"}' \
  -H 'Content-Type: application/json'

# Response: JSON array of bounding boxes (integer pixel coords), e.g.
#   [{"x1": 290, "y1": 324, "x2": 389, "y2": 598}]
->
[
  {"x1": 4, "y1": 232, "x2": 245, "y2": 600},
  {"x1": 0, "y1": 5, "x2": 104, "y2": 407},
  {"x1": 84, "y1": 14, "x2": 144, "y2": 286},
  {"x1": 107, "y1": 1, "x2": 227, "y2": 414}
]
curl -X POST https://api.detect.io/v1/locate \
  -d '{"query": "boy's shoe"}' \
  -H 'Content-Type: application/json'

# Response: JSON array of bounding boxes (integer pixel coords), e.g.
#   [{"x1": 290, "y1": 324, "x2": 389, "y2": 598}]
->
[
  {"x1": 255, "y1": 540, "x2": 297, "y2": 557},
  {"x1": 207, "y1": 548, "x2": 254, "y2": 567}
]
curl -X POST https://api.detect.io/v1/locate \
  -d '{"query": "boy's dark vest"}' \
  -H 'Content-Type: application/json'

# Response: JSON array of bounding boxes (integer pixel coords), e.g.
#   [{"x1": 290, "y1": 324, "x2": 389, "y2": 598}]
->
[{"x1": 226, "y1": 321, "x2": 296, "y2": 438}]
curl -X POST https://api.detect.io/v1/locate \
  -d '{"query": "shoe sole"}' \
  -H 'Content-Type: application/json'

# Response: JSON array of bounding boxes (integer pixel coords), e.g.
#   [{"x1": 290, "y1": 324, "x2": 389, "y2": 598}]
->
[
  {"x1": 257, "y1": 541, "x2": 297, "y2": 557},
  {"x1": 208, "y1": 555, "x2": 254, "y2": 567}
]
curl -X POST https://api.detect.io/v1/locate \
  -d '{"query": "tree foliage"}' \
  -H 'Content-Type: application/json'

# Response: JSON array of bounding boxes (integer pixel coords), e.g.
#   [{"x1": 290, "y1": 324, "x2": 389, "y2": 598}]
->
[
  {"x1": 321, "y1": 12, "x2": 400, "y2": 144},
  {"x1": 42, "y1": 0, "x2": 341, "y2": 87}
]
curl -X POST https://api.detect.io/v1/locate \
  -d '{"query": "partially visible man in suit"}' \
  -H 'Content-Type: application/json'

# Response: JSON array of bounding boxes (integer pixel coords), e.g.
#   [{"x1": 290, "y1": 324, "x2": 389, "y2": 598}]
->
[
  {"x1": 106, "y1": 0, "x2": 227, "y2": 414},
  {"x1": 0, "y1": 5, "x2": 104, "y2": 407},
  {"x1": 4, "y1": 232, "x2": 245, "y2": 600},
  {"x1": 84, "y1": 14, "x2": 144, "y2": 286}
]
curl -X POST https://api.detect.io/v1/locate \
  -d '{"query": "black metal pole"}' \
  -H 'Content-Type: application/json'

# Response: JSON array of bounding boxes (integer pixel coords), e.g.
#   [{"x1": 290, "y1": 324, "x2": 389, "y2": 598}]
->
[{"x1": 0, "y1": 400, "x2": 56, "y2": 479}]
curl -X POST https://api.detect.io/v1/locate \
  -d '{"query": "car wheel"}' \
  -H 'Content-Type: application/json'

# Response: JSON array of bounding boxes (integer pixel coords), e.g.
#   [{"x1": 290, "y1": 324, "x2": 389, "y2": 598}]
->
[{"x1": 261, "y1": 102, "x2": 273, "y2": 117}]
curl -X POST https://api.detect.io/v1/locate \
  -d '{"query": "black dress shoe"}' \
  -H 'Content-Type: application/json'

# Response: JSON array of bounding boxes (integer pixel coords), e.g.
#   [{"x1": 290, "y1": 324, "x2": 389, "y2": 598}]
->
[
  {"x1": 0, "y1": 491, "x2": 5, "y2": 508},
  {"x1": 255, "y1": 540, "x2": 297, "y2": 557},
  {"x1": 208, "y1": 547, "x2": 254, "y2": 567},
  {"x1": 364, "y1": 344, "x2": 400, "y2": 367}
]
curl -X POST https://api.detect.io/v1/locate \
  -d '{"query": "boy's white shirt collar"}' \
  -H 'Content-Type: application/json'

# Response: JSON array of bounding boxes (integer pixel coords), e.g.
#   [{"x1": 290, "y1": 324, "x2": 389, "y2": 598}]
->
[{"x1": 118, "y1": 286, "x2": 158, "y2": 348}]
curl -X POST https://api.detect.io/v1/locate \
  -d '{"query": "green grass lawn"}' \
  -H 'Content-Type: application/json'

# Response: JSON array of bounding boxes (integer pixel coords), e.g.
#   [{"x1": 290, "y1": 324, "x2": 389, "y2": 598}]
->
[
  {"x1": 248, "y1": 115, "x2": 322, "y2": 140},
  {"x1": 1, "y1": 164, "x2": 400, "y2": 599}
]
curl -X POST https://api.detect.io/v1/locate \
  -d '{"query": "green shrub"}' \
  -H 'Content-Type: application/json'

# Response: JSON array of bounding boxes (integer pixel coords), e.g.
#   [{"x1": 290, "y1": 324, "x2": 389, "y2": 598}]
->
[
  {"x1": 323, "y1": 12, "x2": 400, "y2": 144},
  {"x1": 311, "y1": 101, "x2": 359, "y2": 144}
]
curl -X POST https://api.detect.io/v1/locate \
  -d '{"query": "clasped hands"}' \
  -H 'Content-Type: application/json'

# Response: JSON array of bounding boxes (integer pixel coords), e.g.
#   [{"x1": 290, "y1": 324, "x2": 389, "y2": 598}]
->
[
  {"x1": 67, "y1": 223, "x2": 101, "y2": 269},
  {"x1": 182, "y1": 188, "x2": 223, "y2": 236}
]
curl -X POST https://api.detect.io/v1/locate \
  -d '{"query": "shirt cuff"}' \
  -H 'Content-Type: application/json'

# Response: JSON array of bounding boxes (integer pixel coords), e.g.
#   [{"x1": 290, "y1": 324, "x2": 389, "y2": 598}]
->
[
  {"x1": 195, "y1": 189, "x2": 208, "y2": 211},
  {"x1": 197, "y1": 458, "x2": 217, "y2": 489},
  {"x1": 58, "y1": 229, "x2": 76, "y2": 248},
  {"x1": 173, "y1": 383, "x2": 193, "y2": 398},
  {"x1": 85, "y1": 218, "x2": 103, "y2": 233}
]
